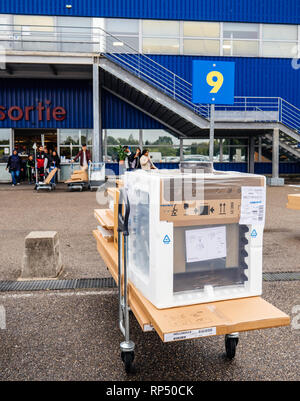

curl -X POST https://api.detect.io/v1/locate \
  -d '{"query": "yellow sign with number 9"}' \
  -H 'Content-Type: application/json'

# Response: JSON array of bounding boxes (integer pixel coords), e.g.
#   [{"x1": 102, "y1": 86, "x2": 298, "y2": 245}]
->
[{"x1": 206, "y1": 71, "x2": 224, "y2": 93}]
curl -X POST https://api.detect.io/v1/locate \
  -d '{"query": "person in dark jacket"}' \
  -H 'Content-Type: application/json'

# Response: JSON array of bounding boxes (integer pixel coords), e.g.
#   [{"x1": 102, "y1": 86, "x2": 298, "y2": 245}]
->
[
  {"x1": 36, "y1": 146, "x2": 48, "y2": 182},
  {"x1": 49, "y1": 151, "x2": 61, "y2": 183},
  {"x1": 72, "y1": 144, "x2": 91, "y2": 170},
  {"x1": 6, "y1": 149, "x2": 22, "y2": 186},
  {"x1": 49, "y1": 151, "x2": 61, "y2": 169},
  {"x1": 128, "y1": 147, "x2": 141, "y2": 169},
  {"x1": 26, "y1": 155, "x2": 35, "y2": 184}
]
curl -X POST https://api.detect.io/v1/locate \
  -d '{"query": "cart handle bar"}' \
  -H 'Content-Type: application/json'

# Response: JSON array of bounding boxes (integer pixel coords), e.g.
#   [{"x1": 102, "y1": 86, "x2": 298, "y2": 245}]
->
[{"x1": 118, "y1": 188, "x2": 130, "y2": 236}]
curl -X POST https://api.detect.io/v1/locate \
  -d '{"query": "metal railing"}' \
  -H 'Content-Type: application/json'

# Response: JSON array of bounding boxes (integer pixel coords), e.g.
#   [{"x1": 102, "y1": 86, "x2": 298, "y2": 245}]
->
[{"x1": 0, "y1": 24, "x2": 300, "y2": 134}]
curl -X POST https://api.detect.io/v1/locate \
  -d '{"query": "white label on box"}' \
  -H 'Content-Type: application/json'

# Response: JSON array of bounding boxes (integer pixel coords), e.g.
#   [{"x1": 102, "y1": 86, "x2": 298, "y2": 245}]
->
[
  {"x1": 164, "y1": 327, "x2": 217, "y2": 342},
  {"x1": 240, "y1": 186, "x2": 266, "y2": 225},
  {"x1": 143, "y1": 324, "x2": 154, "y2": 332},
  {"x1": 185, "y1": 226, "x2": 226, "y2": 263}
]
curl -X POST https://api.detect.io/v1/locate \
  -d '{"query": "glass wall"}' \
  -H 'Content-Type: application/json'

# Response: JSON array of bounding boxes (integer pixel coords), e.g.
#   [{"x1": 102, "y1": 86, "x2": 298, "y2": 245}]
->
[
  {"x1": 0, "y1": 129, "x2": 11, "y2": 163},
  {"x1": 58, "y1": 129, "x2": 93, "y2": 163},
  {"x1": 103, "y1": 129, "x2": 248, "y2": 163},
  {"x1": 0, "y1": 14, "x2": 299, "y2": 58},
  {"x1": 106, "y1": 18, "x2": 139, "y2": 53},
  {"x1": 13, "y1": 15, "x2": 56, "y2": 51}
]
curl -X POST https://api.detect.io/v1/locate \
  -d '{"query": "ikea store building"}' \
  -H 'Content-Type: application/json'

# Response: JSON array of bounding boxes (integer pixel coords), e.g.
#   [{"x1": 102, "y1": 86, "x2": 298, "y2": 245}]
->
[{"x1": 0, "y1": 0, "x2": 299, "y2": 182}]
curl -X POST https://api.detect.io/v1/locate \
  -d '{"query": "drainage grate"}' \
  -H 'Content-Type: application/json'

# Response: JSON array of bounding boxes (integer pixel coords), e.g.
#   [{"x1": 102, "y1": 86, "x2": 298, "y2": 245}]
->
[
  {"x1": 263, "y1": 272, "x2": 300, "y2": 282},
  {"x1": 0, "y1": 273, "x2": 298, "y2": 292},
  {"x1": 0, "y1": 277, "x2": 117, "y2": 292}
]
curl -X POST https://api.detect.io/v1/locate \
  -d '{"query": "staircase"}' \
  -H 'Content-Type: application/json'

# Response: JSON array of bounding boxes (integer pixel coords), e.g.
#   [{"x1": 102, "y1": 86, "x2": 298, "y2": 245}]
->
[
  {"x1": 99, "y1": 30, "x2": 300, "y2": 159},
  {"x1": 262, "y1": 132, "x2": 300, "y2": 161}
]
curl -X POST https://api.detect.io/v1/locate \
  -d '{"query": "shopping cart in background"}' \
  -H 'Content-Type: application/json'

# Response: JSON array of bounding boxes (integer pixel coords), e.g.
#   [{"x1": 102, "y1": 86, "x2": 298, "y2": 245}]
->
[{"x1": 88, "y1": 162, "x2": 106, "y2": 191}]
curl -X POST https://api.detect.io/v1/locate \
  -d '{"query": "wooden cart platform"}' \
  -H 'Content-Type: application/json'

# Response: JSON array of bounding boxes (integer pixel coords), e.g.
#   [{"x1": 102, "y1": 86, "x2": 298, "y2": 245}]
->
[
  {"x1": 93, "y1": 228, "x2": 290, "y2": 342},
  {"x1": 287, "y1": 194, "x2": 300, "y2": 210}
]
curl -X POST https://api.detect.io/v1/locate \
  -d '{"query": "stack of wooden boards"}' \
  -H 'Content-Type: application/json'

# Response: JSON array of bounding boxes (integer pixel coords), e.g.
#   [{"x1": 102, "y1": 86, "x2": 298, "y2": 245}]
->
[
  {"x1": 287, "y1": 194, "x2": 300, "y2": 210},
  {"x1": 44, "y1": 168, "x2": 58, "y2": 184},
  {"x1": 92, "y1": 180, "x2": 289, "y2": 343},
  {"x1": 65, "y1": 168, "x2": 88, "y2": 184}
]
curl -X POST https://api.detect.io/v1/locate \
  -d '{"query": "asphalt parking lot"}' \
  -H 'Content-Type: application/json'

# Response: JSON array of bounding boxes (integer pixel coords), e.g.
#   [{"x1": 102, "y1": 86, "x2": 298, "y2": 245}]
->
[
  {"x1": 0, "y1": 183, "x2": 299, "y2": 380},
  {"x1": 0, "y1": 282, "x2": 299, "y2": 381}
]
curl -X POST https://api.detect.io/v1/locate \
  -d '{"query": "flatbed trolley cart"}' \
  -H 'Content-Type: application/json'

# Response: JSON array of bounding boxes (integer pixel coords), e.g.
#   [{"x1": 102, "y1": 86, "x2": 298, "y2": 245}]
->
[
  {"x1": 88, "y1": 162, "x2": 106, "y2": 191},
  {"x1": 93, "y1": 187, "x2": 290, "y2": 374},
  {"x1": 34, "y1": 167, "x2": 58, "y2": 192},
  {"x1": 65, "y1": 163, "x2": 89, "y2": 192}
]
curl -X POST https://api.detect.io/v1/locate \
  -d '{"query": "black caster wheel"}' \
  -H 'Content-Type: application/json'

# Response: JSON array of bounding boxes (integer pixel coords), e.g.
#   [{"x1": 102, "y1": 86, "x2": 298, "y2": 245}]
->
[
  {"x1": 225, "y1": 336, "x2": 239, "y2": 360},
  {"x1": 121, "y1": 351, "x2": 136, "y2": 374}
]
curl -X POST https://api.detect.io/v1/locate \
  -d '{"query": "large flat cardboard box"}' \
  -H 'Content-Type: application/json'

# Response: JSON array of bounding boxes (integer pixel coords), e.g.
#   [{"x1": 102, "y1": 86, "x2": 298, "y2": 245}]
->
[
  {"x1": 93, "y1": 229, "x2": 290, "y2": 342},
  {"x1": 287, "y1": 194, "x2": 300, "y2": 210}
]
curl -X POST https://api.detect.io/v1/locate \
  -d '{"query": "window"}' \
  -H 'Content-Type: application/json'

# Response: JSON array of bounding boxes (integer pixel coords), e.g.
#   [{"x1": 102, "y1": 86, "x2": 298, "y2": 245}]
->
[
  {"x1": 223, "y1": 23, "x2": 259, "y2": 39},
  {"x1": 0, "y1": 129, "x2": 11, "y2": 163},
  {"x1": 262, "y1": 24, "x2": 298, "y2": 41},
  {"x1": 183, "y1": 21, "x2": 219, "y2": 38},
  {"x1": 143, "y1": 130, "x2": 180, "y2": 146},
  {"x1": 223, "y1": 40, "x2": 259, "y2": 56},
  {"x1": 184, "y1": 39, "x2": 219, "y2": 55},
  {"x1": 13, "y1": 15, "x2": 55, "y2": 51},
  {"x1": 59, "y1": 129, "x2": 92, "y2": 162},
  {"x1": 142, "y1": 20, "x2": 180, "y2": 54},
  {"x1": 80, "y1": 129, "x2": 93, "y2": 146},
  {"x1": 262, "y1": 41, "x2": 297, "y2": 58},
  {"x1": 0, "y1": 14, "x2": 13, "y2": 49},
  {"x1": 182, "y1": 139, "x2": 210, "y2": 161},
  {"x1": 106, "y1": 130, "x2": 139, "y2": 146},
  {"x1": 59, "y1": 130, "x2": 79, "y2": 145},
  {"x1": 106, "y1": 19, "x2": 139, "y2": 35},
  {"x1": 57, "y1": 17, "x2": 93, "y2": 52},
  {"x1": 143, "y1": 38, "x2": 180, "y2": 54},
  {"x1": 105, "y1": 19, "x2": 139, "y2": 53},
  {"x1": 14, "y1": 15, "x2": 54, "y2": 32},
  {"x1": 143, "y1": 20, "x2": 180, "y2": 37},
  {"x1": 146, "y1": 146, "x2": 180, "y2": 162}
]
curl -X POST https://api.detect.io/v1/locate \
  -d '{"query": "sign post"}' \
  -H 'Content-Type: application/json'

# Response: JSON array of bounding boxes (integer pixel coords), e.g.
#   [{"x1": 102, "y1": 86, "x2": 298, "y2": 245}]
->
[
  {"x1": 192, "y1": 61, "x2": 235, "y2": 163},
  {"x1": 209, "y1": 104, "x2": 215, "y2": 162}
]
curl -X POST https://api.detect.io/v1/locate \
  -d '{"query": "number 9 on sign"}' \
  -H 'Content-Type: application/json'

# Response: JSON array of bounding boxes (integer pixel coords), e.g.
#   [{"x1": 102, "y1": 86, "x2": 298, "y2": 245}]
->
[
  {"x1": 192, "y1": 60, "x2": 234, "y2": 104},
  {"x1": 206, "y1": 71, "x2": 224, "y2": 93}
]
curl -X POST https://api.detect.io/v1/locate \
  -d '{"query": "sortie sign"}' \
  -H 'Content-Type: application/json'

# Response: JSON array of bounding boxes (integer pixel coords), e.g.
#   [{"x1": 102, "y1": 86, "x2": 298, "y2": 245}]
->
[{"x1": 0, "y1": 100, "x2": 67, "y2": 122}]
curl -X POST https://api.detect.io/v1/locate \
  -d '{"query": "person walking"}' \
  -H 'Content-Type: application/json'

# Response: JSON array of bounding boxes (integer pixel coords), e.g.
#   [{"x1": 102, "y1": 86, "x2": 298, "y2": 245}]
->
[
  {"x1": 6, "y1": 149, "x2": 22, "y2": 186},
  {"x1": 72, "y1": 144, "x2": 91, "y2": 171}
]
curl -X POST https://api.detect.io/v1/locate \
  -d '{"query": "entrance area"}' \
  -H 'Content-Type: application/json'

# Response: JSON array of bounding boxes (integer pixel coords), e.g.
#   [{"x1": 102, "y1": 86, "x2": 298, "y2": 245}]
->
[{"x1": 14, "y1": 129, "x2": 57, "y2": 156}]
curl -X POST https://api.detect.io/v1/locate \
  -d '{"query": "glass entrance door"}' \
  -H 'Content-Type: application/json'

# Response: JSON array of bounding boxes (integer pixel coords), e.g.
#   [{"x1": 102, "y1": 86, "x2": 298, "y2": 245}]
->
[{"x1": 13, "y1": 129, "x2": 57, "y2": 156}]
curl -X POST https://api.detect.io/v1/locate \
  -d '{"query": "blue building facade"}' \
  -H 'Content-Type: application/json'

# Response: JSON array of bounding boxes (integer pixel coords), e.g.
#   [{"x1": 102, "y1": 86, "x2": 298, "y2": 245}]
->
[
  {"x1": 1, "y1": 0, "x2": 300, "y2": 24},
  {"x1": 0, "y1": 0, "x2": 299, "y2": 179}
]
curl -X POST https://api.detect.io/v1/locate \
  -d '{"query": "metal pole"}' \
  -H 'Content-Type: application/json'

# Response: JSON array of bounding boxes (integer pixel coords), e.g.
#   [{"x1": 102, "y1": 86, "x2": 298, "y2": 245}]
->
[
  {"x1": 180, "y1": 138, "x2": 183, "y2": 162},
  {"x1": 209, "y1": 104, "x2": 215, "y2": 162},
  {"x1": 272, "y1": 128, "x2": 279, "y2": 179},
  {"x1": 258, "y1": 136, "x2": 262, "y2": 162},
  {"x1": 123, "y1": 235, "x2": 130, "y2": 343},
  {"x1": 93, "y1": 61, "x2": 102, "y2": 162},
  {"x1": 103, "y1": 129, "x2": 107, "y2": 162},
  {"x1": 219, "y1": 138, "x2": 223, "y2": 162},
  {"x1": 139, "y1": 129, "x2": 143, "y2": 152},
  {"x1": 249, "y1": 136, "x2": 255, "y2": 174}
]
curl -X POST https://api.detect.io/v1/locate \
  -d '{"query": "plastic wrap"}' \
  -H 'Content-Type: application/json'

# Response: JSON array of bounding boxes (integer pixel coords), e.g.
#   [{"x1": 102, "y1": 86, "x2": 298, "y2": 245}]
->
[{"x1": 123, "y1": 168, "x2": 266, "y2": 309}]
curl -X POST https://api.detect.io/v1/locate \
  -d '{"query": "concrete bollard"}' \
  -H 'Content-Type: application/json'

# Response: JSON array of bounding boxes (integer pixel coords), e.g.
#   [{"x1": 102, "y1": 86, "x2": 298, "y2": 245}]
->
[{"x1": 21, "y1": 231, "x2": 63, "y2": 279}]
